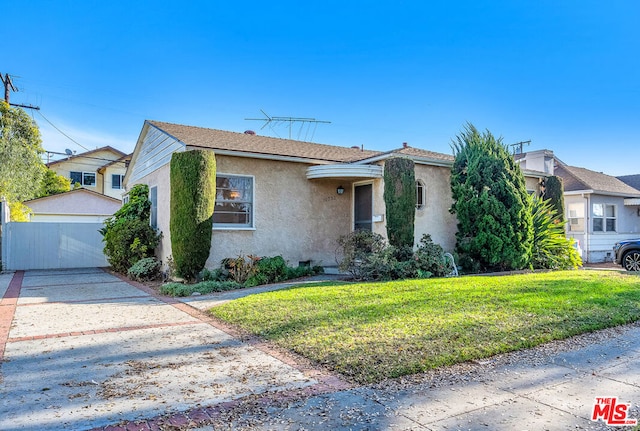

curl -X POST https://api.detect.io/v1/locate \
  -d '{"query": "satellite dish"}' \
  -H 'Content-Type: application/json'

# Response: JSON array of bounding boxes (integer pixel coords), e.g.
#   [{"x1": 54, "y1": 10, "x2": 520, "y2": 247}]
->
[{"x1": 64, "y1": 149, "x2": 73, "y2": 155}]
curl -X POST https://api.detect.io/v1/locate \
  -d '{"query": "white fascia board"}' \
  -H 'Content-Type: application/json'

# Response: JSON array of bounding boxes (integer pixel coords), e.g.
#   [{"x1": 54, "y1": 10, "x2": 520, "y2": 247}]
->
[{"x1": 306, "y1": 164, "x2": 383, "y2": 180}]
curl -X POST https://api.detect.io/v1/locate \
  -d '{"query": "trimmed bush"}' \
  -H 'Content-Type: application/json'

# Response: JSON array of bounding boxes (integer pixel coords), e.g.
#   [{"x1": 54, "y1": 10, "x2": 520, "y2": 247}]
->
[
  {"x1": 170, "y1": 150, "x2": 216, "y2": 281},
  {"x1": 384, "y1": 157, "x2": 416, "y2": 248},
  {"x1": 128, "y1": 257, "x2": 161, "y2": 281},
  {"x1": 543, "y1": 176, "x2": 565, "y2": 222},
  {"x1": 450, "y1": 124, "x2": 533, "y2": 272}
]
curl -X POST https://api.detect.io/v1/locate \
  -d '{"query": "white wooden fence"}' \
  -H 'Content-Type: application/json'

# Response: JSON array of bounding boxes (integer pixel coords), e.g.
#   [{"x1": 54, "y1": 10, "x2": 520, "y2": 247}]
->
[{"x1": 1, "y1": 221, "x2": 108, "y2": 270}]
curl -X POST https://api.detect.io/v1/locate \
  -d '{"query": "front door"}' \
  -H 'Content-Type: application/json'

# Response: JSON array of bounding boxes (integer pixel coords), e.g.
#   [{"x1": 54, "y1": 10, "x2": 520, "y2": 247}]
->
[{"x1": 354, "y1": 184, "x2": 372, "y2": 231}]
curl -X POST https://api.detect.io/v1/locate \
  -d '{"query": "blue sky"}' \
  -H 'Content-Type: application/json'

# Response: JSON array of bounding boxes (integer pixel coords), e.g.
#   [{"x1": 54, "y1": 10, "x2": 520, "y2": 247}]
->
[{"x1": 4, "y1": 1, "x2": 639, "y2": 175}]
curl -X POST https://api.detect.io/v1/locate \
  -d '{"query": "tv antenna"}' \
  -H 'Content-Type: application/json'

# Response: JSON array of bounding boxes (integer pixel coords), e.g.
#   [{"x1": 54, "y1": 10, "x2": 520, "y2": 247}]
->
[
  {"x1": 510, "y1": 140, "x2": 531, "y2": 155},
  {"x1": 245, "y1": 109, "x2": 330, "y2": 141}
]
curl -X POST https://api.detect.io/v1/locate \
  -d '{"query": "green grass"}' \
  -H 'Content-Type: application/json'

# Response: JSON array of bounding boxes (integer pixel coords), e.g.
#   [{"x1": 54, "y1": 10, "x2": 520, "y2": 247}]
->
[{"x1": 210, "y1": 270, "x2": 640, "y2": 383}]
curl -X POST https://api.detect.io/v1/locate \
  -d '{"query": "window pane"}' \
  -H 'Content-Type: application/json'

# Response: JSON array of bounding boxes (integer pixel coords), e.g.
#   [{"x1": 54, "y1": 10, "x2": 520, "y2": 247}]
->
[
  {"x1": 592, "y1": 204, "x2": 604, "y2": 217},
  {"x1": 70, "y1": 171, "x2": 82, "y2": 185},
  {"x1": 605, "y1": 205, "x2": 615, "y2": 217},
  {"x1": 213, "y1": 175, "x2": 253, "y2": 227},
  {"x1": 150, "y1": 186, "x2": 158, "y2": 229},
  {"x1": 112, "y1": 174, "x2": 122, "y2": 189},
  {"x1": 83, "y1": 173, "x2": 96, "y2": 186},
  {"x1": 593, "y1": 218, "x2": 603, "y2": 232},
  {"x1": 606, "y1": 218, "x2": 616, "y2": 232},
  {"x1": 416, "y1": 181, "x2": 424, "y2": 209}
]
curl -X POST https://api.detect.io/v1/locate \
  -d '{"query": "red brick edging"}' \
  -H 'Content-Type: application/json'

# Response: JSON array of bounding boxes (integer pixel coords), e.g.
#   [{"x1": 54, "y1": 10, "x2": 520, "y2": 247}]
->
[{"x1": 0, "y1": 271, "x2": 24, "y2": 361}]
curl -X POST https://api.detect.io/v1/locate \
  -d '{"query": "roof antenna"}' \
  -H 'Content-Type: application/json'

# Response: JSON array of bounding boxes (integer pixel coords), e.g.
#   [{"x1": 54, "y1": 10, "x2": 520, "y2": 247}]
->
[{"x1": 245, "y1": 109, "x2": 331, "y2": 142}]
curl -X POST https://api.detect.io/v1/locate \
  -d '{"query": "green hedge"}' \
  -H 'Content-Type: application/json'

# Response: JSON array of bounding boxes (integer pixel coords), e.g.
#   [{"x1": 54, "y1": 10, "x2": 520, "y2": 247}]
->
[
  {"x1": 384, "y1": 157, "x2": 416, "y2": 248},
  {"x1": 170, "y1": 150, "x2": 216, "y2": 281}
]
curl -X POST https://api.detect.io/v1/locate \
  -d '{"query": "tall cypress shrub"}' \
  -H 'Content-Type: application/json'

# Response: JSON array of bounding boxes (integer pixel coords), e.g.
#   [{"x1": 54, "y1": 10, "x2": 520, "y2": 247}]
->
[
  {"x1": 543, "y1": 175, "x2": 564, "y2": 221},
  {"x1": 384, "y1": 157, "x2": 416, "y2": 248},
  {"x1": 170, "y1": 150, "x2": 216, "y2": 280},
  {"x1": 450, "y1": 124, "x2": 533, "y2": 272}
]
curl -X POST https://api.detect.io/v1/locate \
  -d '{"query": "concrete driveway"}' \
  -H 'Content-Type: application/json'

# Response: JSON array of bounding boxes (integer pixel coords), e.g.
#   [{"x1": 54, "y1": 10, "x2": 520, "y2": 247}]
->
[{"x1": 0, "y1": 268, "x2": 344, "y2": 431}]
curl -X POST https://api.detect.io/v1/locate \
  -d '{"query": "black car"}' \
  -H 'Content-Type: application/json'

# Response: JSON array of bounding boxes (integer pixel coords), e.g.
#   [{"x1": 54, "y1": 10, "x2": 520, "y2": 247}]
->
[{"x1": 614, "y1": 239, "x2": 640, "y2": 271}]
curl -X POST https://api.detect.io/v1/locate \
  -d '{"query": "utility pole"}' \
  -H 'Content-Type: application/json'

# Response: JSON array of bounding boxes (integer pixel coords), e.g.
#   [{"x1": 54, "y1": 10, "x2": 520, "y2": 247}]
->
[{"x1": 0, "y1": 73, "x2": 40, "y2": 110}]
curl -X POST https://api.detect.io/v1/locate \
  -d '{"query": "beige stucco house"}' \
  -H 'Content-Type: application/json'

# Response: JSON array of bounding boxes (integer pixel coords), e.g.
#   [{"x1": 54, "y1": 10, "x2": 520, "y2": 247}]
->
[
  {"x1": 47, "y1": 146, "x2": 131, "y2": 200},
  {"x1": 125, "y1": 120, "x2": 546, "y2": 271}
]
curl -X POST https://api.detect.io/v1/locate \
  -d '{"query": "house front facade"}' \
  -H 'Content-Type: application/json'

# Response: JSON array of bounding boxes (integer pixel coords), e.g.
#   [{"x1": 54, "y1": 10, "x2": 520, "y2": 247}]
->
[
  {"x1": 555, "y1": 163, "x2": 640, "y2": 263},
  {"x1": 47, "y1": 146, "x2": 131, "y2": 200},
  {"x1": 125, "y1": 120, "x2": 546, "y2": 271}
]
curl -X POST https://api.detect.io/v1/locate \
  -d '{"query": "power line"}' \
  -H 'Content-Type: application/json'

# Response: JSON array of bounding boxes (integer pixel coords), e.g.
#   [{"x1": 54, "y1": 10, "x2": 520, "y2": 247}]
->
[{"x1": 36, "y1": 111, "x2": 90, "y2": 152}]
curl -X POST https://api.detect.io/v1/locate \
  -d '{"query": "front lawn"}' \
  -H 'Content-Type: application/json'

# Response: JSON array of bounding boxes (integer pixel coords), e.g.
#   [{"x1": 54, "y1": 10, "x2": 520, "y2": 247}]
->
[{"x1": 210, "y1": 270, "x2": 640, "y2": 383}]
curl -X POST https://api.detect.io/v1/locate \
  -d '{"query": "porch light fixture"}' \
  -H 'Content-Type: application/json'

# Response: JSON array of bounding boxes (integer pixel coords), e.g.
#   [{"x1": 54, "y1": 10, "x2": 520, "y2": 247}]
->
[{"x1": 336, "y1": 185, "x2": 345, "y2": 195}]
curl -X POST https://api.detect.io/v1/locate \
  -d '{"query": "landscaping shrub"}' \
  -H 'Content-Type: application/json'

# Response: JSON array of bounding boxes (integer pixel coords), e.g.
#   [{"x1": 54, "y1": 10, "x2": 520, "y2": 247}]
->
[
  {"x1": 414, "y1": 234, "x2": 448, "y2": 277},
  {"x1": 450, "y1": 124, "x2": 533, "y2": 272},
  {"x1": 160, "y1": 280, "x2": 242, "y2": 297},
  {"x1": 127, "y1": 257, "x2": 161, "y2": 282},
  {"x1": 101, "y1": 184, "x2": 160, "y2": 273},
  {"x1": 170, "y1": 150, "x2": 216, "y2": 281},
  {"x1": 384, "y1": 157, "x2": 416, "y2": 248},
  {"x1": 543, "y1": 175, "x2": 565, "y2": 222},
  {"x1": 337, "y1": 230, "x2": 387, "y2": 279},
  {"x1": 221, "y1": 255, "x2": 260, "y2": 284},
  {"x1": 530, "y1": 197, "x2": 582, "y2": 270},
  {"x1": 245, "y1": 255, "x2": 288, "y2": 287},
  {"x1": 337, "y1": 230, "x2": 447, "y2": 281}
]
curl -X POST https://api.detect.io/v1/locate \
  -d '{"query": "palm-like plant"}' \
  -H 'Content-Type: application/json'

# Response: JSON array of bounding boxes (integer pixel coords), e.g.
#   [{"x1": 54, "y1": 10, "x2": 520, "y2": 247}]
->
[{"x1": 530, "y1": 197, "x2": 582, "y2": 269}]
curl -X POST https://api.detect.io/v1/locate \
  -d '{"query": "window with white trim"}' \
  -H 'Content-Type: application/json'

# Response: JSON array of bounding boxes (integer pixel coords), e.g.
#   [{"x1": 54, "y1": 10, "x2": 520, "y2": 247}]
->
[
  {"x1": 70, "y1": 171, "x2": 96, "y2": 187},
  {"x1": 213, "y1": 175, "x2": 254, "y2": 228},
  {"x1": 416, "y1": 180, "x2": 425, "y2": 210},
  {"x1": 567, "y1": 202, "x2": 585, "y2": 232},
  {"x1": 592, "y1": 203, "x2": 616, "y2": 232},
  {"x1": 112, "y1": 174, "x2": 124, "y2": 189}
]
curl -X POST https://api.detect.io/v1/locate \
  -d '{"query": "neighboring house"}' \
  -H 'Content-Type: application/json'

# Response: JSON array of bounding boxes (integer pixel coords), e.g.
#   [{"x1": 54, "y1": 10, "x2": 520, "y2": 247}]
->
[
  {"x1": 617, "y1": 174, "x2": 640, "y2": 192},
  {"x1": 24, "y1": 189, "x2": 122, "y2": 223},
  {"x1": 47, "y1": 146, "x2": 131, "y2": 200},
  {"x1": 125, "y1": 120, "x2": 545, "y2": 270},
  {"x1": 554, "y1": 163, "x2": 640, "y2": 263}
]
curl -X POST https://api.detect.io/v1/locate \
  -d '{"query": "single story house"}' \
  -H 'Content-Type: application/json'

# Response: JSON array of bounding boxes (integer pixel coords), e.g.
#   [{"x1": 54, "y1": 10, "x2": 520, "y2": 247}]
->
[
  {"x1": 24, "y1": 188, "x2": 122, "y2": 223},
  {"x1": 555, "y1": 162, "x2": 640, "y2": 262},
  {"x1": 125, "y1": 120, "x2": 546, "y2": 271}
]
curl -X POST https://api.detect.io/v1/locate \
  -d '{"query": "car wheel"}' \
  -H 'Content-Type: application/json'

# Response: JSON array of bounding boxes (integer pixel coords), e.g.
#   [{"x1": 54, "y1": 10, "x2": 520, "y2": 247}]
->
[{"x1": 622, "y1": 250, "x2": 640, "y2": 271}]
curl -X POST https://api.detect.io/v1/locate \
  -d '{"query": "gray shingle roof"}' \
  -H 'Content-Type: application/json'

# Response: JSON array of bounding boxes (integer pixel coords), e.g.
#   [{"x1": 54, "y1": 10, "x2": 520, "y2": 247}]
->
[
  {"x1": 148, "y1": 121, "x2": 381, "y2": 163},
  {"x1": 617, "y1": 174, "x2": 640, "y2": 192},
  {"x1": 555, "y1": 164, "x2": 640, "y2": 197}
]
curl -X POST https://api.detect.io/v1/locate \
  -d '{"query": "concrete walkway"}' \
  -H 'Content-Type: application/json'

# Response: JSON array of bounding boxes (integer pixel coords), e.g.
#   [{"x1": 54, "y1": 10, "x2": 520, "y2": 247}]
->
[{"x1": 1, "y1": 268, "x2": 639, "y2": 430}]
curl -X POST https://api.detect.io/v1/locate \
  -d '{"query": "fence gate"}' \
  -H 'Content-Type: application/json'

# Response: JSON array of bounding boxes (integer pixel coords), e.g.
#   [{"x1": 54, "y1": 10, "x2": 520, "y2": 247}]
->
[{"x1": 1, "y1": 222, "x2": 108, "y2": 270}]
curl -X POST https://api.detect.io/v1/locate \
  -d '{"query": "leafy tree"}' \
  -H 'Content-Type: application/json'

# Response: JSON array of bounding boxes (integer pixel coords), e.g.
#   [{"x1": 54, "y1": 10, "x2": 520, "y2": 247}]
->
[
  {"x1": 543, "y1": 175, "x2": 564, "y2": 222},
  {"x1": 37, "y1": 168, "x2": 72, "y2": 198},
  {"x1": 530, "y1": 197, "x2": 581, "y2": 269},
  {"x1": 0, "y1": 102, "x2": 46, "y2": 203},
  {"x1": 383, "y1": 157, "x2": 416, "y2": 248},
  {"x1": 170, "y1": 150, "x2": 216, "y2": 281},
  {"x1": 450, "y1": 124, "x2": 533, "y2": 272},
  {"x1": 9, "y1": 201, "x2": 32, "y2": 222},
  {"x1": 100, "y1": 184, "x2": 160, "y2": 273}
]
